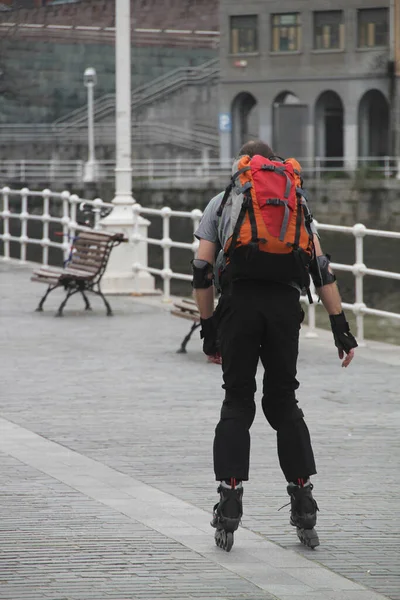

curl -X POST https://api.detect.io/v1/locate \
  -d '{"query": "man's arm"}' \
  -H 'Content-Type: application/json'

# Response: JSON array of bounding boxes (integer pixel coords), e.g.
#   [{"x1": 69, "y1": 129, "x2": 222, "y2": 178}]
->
[
  {"x1": 193, "y1": 238, "x2": 217, "y2": 318},
  {"x1": 312, "y1": 235, "x2": 342, "y2": 315},
  {"x1": 310, "y1": 234, "x2": 357, "y2": 368}
]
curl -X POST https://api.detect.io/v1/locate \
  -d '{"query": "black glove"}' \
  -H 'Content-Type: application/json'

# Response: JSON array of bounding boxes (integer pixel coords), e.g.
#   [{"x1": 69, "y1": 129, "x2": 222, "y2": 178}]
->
[
  {"x1": 329, "y1": 312, "x2": 358, "y2": 353},
  {"x1": 200, "y1": 316, "x2": 219, "y2": 356}
]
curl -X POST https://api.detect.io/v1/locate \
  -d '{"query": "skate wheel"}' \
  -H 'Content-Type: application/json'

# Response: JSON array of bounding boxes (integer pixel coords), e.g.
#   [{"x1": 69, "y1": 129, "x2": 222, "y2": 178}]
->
[
  {"x1": 215, "y1": 529, "x2": 234, "y2": 552},
  {"x1": 296, "y1": 527, "x2": 319, "y2": 549}
]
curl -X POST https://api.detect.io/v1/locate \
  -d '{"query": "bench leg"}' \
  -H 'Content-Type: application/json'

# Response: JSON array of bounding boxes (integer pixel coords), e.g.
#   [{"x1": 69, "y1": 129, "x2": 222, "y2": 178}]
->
[
  {"x1": 177, "y1": 322, "x2": 201, "y2": 354},
  {"x1": 55, "y1": 288, "x2": 79, "y2": 317},
  {"x1": 96, "y1": 284, "x2": 113, "y2": 316},
  {"x1": 80, "y1": 290, "x2": 92, "y2": 311},
  {"x1": 35, "y1": 283, "x2": 59, "y2": 312}
]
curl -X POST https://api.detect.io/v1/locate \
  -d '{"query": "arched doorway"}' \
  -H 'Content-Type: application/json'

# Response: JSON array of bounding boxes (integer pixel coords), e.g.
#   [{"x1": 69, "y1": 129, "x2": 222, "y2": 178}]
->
[
  {"x1": 231, "y1": 92, "x2": 258, "y2": 156},
  {"x1": 315, "y1": 91, "x2": 344, "y2": 164},
  {"x1": 272, "y1": 91, "x2": 307, "y2": 157},
  {"x1": 358, "y1": 90, "x2": 389, "y2": 157}
]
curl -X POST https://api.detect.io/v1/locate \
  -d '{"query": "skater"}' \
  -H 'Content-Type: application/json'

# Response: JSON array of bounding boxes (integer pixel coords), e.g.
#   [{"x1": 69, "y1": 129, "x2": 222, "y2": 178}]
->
[{"x1": 192, "y1": 140, "x2": 357, "y2": 551}]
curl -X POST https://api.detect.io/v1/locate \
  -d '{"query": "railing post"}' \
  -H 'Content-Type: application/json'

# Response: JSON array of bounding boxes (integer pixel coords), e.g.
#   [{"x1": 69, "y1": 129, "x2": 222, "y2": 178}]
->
[
  {"x1": 315, "y1": 156, "x2": 321, "y2": 182},
  {"x1": 176, "y1": 158, "x2": 182, "y2": 180},
  {"x1": 1, "y1": 186, "x2": 11, "y2": 260},
  {"x1": 49, "y1": 159, "x2": 56, "y2": 183},
  {"x1": 20, "y1": 187, "x2": 29, "y2": 263},
  {"x1": 353, "y1": 223, "x2": 367, "y2": 345},
  {"x1": 69, "y1": 194, "x2": 79, "y2": 241},
  {"x1": 77, "y1": 160, "x2": 85, "y2": 183},
  {"x1": 92, "y1": 198, "x2": 103, "y2": 230},
  {"x1": 61, "y1": 190, "x2": 71, "y2": 262},
  {"x1": 148, "y1": 158, "x2": 154, "y2": 181},
  {"x1": 41, "y1": 189, "x2": 51, "y2": 266},
  {"x1": 161, "y1": 206, "x2": 173, "y2": 302},
  {"x1": 190, "y1": 208, "x2": 203, "y2": 238},
  {"x1": 129, "y1": 203, "x2": 153, "y2": 295},
  {"x1": 202, "y1": 147, "x2": 210, "y2": 179},
  {"x1": 384, "y1": 155, "x2": 390, "y2": 178}
]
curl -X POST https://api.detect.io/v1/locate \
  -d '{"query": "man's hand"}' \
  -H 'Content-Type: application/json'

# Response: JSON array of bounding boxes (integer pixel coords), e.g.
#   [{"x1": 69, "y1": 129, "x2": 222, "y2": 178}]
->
[
  {"x1": 200, "y1": 316, "x2": 219, "y2": 356},
  {"x1": 329, "y1": 312, "x2": 358, "y2": 368},
  {"x1": 338, "y1": 347, "x2": 355, "y2": 368}
]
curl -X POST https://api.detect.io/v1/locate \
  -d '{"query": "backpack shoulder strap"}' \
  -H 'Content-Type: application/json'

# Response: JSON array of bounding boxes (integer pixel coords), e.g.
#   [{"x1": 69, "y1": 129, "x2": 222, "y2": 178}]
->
[
  {"x1": 217, "y1": 157, "x2": 252, "y2": 217},
  {"x1": 216, "y1": 183, "x2": 233, "y2": 217},
  {"x1": 226, "y1": 192, "x2": 251, "y2": 259}
]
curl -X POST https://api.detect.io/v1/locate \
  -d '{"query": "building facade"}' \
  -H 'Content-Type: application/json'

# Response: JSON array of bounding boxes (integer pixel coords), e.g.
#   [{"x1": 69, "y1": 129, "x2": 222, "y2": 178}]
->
[{"x1": 219, "y1": 0, "x2": 400, "y2": 164}]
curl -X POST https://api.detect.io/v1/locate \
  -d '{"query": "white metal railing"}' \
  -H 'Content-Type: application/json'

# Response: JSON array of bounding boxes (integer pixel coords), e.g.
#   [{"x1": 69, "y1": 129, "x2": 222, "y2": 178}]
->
[
  {"x1": 0, "y1": 157, "x2": 399, "y2": 185},
  {"x1": 0, "y1": 120, "x2": 219, "y2": 150},
  {"x1": 1, "y1": 186, "x2": 399, "y2": 345},
  {"x1": 0, "y1": 187, "x2": 113, "y2": 265},
  {"x1": 132, "y1": 203, "x2": 202, "y2": 302}
]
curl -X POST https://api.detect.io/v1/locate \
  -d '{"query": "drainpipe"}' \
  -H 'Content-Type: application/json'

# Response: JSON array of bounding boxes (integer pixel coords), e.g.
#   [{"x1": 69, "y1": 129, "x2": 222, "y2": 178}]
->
[{"x1": 389, "y1": 0, "x2": 400, "y2": 178}]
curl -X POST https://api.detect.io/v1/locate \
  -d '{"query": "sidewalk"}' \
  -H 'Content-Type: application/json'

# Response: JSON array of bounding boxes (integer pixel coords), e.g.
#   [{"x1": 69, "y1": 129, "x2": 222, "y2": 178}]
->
[{"x1": 1, "y1": 261, "x2": 399, "y2": 600}]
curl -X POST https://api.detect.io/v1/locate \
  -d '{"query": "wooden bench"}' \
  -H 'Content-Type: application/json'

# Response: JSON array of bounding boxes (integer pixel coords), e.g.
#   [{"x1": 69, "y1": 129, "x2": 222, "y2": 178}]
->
[
  {"x1": 171, "y1": 298, "x2": 202, "y2": 353},
  {"x1": 171, "y1": 298, "x2": 222, "y2": 364},
  {"x1": 31, "y1": 230, "x2": 124, "y2": 317}
]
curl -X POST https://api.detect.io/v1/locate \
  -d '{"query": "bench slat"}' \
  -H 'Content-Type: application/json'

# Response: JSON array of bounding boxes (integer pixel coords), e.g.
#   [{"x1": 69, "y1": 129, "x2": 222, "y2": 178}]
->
[
  {"x1": 67, "y1": 263, "x2": 100, "y2": 274},
  {"x1": 31, "y1": 275, "x2": 59, "y2": 284},
  {"x1": 72, "y1": 244, "x2": 108, "y2": 254},
  {"x1": 171, "y1": 309, "x2": 199, "y2": 322},
  {"x1": 77, "y1": 231, "x2": 119, "y2": 242},
  {"x1": 32, "y1": 266, "x2": 64, "y2": 276}
]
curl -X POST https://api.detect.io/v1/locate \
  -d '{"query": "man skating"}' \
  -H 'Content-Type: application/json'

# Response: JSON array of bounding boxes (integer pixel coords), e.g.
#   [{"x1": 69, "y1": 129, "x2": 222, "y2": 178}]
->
[{"x1": 192, "y1": 140, "x2": 357, "y2": 551}]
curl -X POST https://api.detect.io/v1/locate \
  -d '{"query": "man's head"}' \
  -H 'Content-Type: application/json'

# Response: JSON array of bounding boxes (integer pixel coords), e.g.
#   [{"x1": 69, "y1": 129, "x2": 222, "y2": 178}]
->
[{"x1": 238, "y1": 140, "x2": 274, "y2": 159}]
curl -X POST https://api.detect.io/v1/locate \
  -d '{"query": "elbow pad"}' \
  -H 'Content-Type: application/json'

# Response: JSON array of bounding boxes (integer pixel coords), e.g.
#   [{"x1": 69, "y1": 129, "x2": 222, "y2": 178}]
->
[
  {"x1": 191, "y1": 259, "x2": 214, "y2": 289},
  {"x1": 309, "y1": 254, "x2": 336, "y2": 288}
]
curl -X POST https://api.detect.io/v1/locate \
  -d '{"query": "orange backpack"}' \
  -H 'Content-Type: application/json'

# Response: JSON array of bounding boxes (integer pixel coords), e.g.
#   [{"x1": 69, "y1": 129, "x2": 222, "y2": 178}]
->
[{"x1": 217, "y1": 154, "x2": 315, "y2": 293}]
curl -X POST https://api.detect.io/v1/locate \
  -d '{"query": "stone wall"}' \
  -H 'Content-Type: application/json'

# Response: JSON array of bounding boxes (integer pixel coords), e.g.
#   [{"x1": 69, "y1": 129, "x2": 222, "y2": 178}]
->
[
  {"x1": 0, "y1": 39, "x2": 217, "y2": 123},
  {"x1": 125, "y1": 178, "x2": 400, "y2": 232}
]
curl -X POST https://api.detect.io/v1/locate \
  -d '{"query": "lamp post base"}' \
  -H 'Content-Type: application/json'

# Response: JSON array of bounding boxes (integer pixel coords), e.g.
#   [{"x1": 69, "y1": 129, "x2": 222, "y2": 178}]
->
[
  {"x1": 83, "y1": 160, "x2": 99, "y2": 183},
  {"x1": 99, "y1": 203, "x2": 156, "y2": 295}
]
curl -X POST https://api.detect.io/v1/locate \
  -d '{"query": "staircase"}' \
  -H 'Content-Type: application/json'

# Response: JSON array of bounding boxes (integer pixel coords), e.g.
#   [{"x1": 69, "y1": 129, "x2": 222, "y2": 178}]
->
[{"x1": 54, "y1": 58, "x2": 220, "y2": 128}]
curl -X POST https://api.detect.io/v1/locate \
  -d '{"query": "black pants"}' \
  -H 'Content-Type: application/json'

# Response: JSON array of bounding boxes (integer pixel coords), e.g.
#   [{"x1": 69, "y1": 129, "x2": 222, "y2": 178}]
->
[{"x1": 213, "y1": 280, "x2": 316, "y2": 483}]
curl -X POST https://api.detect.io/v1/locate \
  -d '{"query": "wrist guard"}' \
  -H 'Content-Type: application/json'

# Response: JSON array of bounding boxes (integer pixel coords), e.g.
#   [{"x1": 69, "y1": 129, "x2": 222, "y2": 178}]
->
[
  {"x1": 192, "y1": 259, "x2": 214, "y2": 289},
  {"x1": 309, "y1": 254, "x2": 336, "y2": 288},
  {"x1": 329, "y1": 312, "x2": 358, "y2": 353}
]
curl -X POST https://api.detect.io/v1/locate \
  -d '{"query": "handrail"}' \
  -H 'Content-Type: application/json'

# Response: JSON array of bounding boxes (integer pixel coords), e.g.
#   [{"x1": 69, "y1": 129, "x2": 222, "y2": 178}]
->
[
  {"x1": 1, "y1": 186, "x2": 399, "y2": 346},
  {"x1": 0, "y1": 121, "x2": 219, "y2": 150},
  {"x1": 54, "y1": 58, "x2": 220, "y2": 127},
  {"x1": 0, "y1": 156, "x2": 397, "y2": 184}
]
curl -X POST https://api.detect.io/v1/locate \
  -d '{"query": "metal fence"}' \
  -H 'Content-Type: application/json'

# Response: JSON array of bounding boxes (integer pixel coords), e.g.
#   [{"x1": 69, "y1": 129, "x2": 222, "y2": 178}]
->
[
  {"x1": 1, "y1": 186, "x2": 399, "y2": 345},
  {"x1": 1, "y1": 156, "x2": 400, "y2": 185}
]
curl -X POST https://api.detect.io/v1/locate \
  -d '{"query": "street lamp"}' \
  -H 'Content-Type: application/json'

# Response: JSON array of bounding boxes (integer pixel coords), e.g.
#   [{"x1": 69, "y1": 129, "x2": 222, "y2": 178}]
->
[
  {"x1": 99, "y1": 0, "x2": 154, "y2": 295},
  {"x1": 83, "y1": 66, "x2": 98, "y2": 183}
]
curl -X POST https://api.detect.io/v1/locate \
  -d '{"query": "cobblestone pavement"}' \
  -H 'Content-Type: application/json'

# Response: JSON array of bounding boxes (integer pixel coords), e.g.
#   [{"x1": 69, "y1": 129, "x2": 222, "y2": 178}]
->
[{"x1": 1, "y1": 261, "x2": 399, "y2": 600}]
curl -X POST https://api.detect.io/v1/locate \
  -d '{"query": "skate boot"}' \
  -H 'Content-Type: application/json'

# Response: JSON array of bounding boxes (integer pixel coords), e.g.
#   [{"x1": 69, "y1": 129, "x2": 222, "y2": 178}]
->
[
  {"x1": 287, "y1": 481, "x2": 319, "y2": 549},
  {"x1": 211, "y1": 479, "x2": 243, "y2": 552}
]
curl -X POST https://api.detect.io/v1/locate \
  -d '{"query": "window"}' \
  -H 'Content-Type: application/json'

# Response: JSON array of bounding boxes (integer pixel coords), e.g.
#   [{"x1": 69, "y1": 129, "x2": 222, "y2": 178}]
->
[
  {"x1": 230, "y1": 15, "x2": 258, "y2": 54},
  {"x1": 46, "y1": 0, "x2": 80, "y2": 4},
  {"x1": 314, "y1": 11, "x2": 344, "y2": 50},
  {"x1": 358, "y1": 8, "x2": 388, "y2": 47},
  {"x1": 271, "y1": 13, "x2": 301, "y2": 52}
]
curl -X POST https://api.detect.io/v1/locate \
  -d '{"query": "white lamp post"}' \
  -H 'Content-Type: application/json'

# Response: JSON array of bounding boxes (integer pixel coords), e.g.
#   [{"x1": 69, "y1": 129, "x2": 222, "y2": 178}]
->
[
  {"x1": 100, "y1": 0, "x2": 154, "y2": 294},
  {"x1": 83, "y1": 67, "x2": 98, "y2": 183}
]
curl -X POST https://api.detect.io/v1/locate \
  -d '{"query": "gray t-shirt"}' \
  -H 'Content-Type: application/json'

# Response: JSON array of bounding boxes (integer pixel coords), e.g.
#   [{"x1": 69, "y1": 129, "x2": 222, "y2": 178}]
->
[
  {"x1": 194, "y1": 192, "x2": 231, "y2": 248},
  {"x1": 194, "y1": 191, "x2": 233, "y2": 282},
  {"x1": 194, "y1": 190, "x2": 317, "y2": 290}
]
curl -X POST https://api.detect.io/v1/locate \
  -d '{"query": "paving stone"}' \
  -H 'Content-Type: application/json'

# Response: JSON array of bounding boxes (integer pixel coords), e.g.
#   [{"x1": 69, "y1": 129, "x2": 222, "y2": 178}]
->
[{"x1": 0, "y1": 262, "x2": 398, "y2": 600}]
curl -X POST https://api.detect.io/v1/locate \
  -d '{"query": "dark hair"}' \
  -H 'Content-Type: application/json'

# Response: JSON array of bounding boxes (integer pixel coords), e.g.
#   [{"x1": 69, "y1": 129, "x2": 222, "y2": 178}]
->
[{"x1": 238, "y1": 140, "x2": 274, "y2": 159}]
